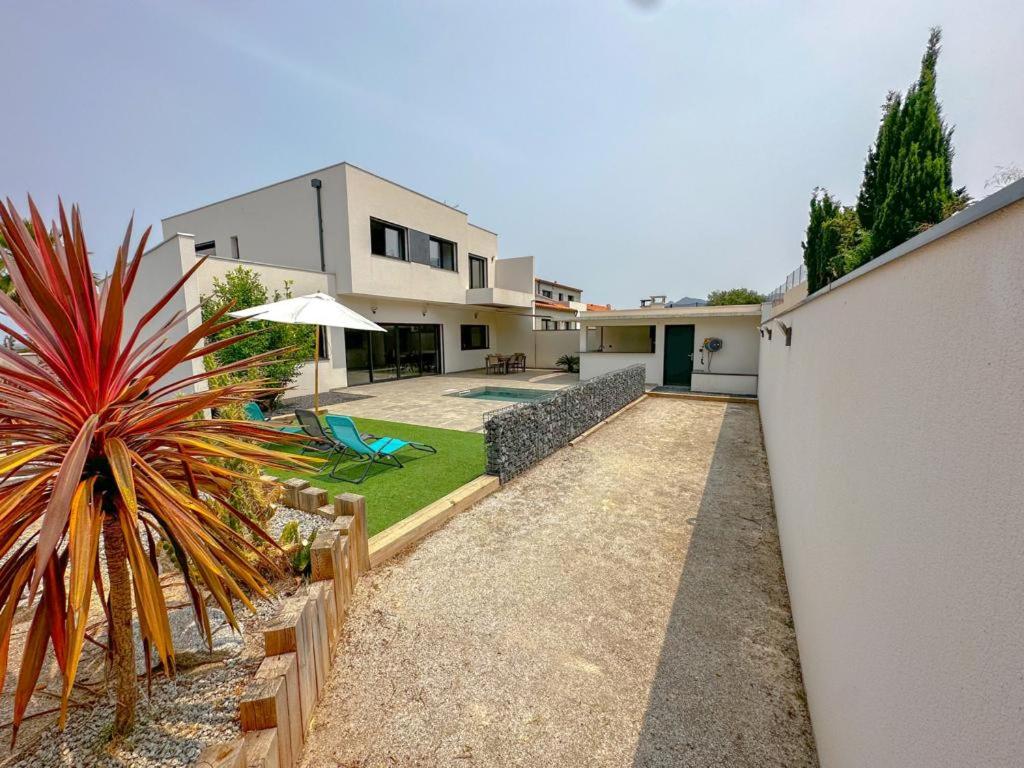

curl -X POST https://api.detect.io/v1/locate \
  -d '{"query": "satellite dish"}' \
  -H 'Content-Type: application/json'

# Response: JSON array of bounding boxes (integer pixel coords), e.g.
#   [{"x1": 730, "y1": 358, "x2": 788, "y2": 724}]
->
[{"x1": 703, "y1": 337, "x2": 723, "y2": 352}]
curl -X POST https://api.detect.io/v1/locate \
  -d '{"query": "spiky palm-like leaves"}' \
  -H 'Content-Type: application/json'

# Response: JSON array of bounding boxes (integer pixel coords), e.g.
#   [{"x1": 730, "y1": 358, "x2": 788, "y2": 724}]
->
[{"x1": 0, "y1": 198, "x2": 312, "y2": 740}]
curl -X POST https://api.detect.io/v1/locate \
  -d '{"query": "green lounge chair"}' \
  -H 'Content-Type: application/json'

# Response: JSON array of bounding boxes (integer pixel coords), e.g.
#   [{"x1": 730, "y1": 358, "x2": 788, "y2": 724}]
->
[
  {"x1": 243, "y1": 402, "x2": 304, "y2": 434},
  {"x1": 324, "y1": 414, "x2": 436, "y2": 484}
]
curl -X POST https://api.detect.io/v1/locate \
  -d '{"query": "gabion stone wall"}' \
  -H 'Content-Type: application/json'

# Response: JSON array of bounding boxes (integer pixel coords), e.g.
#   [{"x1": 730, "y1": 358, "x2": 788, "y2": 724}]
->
[{"x1": 484, "y1": 364, "x2": 645, "y2": 483}]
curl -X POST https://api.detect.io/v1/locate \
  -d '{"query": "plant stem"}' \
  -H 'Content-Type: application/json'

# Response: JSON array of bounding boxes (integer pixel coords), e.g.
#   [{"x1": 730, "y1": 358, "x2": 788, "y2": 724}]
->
[{"x1": 102, "y1": 514, "x2": 137, "y2": 737}]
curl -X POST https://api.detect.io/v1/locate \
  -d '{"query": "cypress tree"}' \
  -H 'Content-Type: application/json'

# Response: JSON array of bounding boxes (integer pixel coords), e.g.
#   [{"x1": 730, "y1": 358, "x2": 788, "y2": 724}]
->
[
  {"x1": 802, "y1": 190, "x2": 842, "y2": 293},
  {"x1": 862, "y1": 27, "x2": 968, "y2": 258},
  {"x1": 856, "y1": 91, "x2": 902, "y2": 233}
]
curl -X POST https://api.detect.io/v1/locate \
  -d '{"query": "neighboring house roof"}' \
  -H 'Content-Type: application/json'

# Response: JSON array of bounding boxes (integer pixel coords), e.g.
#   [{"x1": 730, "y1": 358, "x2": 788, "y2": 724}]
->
[
  {"x1": 586, "y1": 303, "x2": 611, "y2": 311},
  {"x1": 535, "y1": 277, "x2": 582, "y2": 293},
  {"x1": 580, "y1": 304, "x2": 761, "y2": 321},
  {"x1": 535, "y1": 298, "x2": 572, "y2": 311},
  {"x1": 667, "y1": 296, "x2": 707, "y2": 307}
]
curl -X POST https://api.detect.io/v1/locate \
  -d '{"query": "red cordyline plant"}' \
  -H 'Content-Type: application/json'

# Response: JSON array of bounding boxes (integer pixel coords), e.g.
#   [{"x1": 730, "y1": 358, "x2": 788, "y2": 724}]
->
[{"x1": 0, "y1": 198, "x2": 312, "y2": 741}]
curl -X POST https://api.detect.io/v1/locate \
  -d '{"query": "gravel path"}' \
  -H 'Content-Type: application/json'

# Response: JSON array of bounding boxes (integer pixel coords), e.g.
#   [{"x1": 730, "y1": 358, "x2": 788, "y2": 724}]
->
[{"x1": 300, "y1": 397, "x2": 818, "y2": 767}]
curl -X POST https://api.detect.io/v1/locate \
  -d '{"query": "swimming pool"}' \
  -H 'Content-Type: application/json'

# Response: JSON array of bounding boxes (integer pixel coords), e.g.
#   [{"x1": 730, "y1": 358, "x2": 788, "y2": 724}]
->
[{"x1": 448, "y1": 386, "x2": 557, "y2": 403}]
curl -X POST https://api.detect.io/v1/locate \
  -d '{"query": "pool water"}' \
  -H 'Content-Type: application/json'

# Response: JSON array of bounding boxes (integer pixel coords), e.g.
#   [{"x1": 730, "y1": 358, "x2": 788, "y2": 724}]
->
[{"x1": 449, "y1": 386, "x2": 556, "y2": 403}]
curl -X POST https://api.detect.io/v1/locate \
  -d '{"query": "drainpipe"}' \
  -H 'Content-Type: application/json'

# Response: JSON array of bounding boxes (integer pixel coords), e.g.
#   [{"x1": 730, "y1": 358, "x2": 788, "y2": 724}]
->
[{"x1": 310, "y1": 178, "x2": 325, "y2": 272}]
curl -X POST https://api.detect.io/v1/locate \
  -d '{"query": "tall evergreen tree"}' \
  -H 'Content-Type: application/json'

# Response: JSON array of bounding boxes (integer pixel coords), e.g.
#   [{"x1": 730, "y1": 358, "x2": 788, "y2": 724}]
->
[
  {"x1": 856, "y1": 91, "x2": 902, "y2": 233},
  {"x1": 802, "y1": 189, "x2": 842, "y2": 293},
  {"x1": 859, "y1": 27, "x2": 968, "y2": 259}
]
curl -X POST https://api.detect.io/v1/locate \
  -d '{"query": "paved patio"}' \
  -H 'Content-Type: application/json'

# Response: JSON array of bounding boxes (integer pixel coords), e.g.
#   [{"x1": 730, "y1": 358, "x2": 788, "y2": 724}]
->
[
  {"x1": 300, "y1": 397, "x2": 817, "y2": 767},
  {"x1": 322, "y1": 369, "x2": 578, "y2": 432}
]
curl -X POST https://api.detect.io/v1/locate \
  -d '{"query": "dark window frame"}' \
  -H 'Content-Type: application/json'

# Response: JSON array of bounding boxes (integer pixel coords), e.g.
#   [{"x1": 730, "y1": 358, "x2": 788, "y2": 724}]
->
[
  {"x1": 460, "y1": 324, "x2": 490, "y2": 350},
  {"x1": 428, "y1": 236, "x2": 458, "y2": 272},
  {"x1": 370, "y1": 217, "x2": 408, "y2": 261},
  {"x1": 469, "y1": 254, "x2": 488, "y2": 288}
]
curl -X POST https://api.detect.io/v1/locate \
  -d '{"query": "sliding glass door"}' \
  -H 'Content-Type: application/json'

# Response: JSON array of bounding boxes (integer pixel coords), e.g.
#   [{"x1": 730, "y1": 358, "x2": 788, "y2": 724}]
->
[{"x1": 345, "y1": 324, "x2": 441, "y2": 384}]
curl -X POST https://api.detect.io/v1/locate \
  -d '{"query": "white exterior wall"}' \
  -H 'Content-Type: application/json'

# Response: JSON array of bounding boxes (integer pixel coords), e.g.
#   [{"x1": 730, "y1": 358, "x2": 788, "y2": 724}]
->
[
  {"x1": 757, "y1": 191, "x2": 1024, "y2": 766},
  {"x1": 579, "y1": 312, "x2": 760, "y2": 393},
  {"x1": 162, "y1": 167, "x2": 341, "y2": 278},
  {"x1": 342, "y1": 164, "x2": 505, "y2": 303},
  {"x1": 194, "y1": 256, "x2": 346, "y2": 393},
  {"x1": 342, "y1": 296, "x2": 524, "y2": 374},
  {"x1": 121, "y1": 234, "x2": 205, "y2": 396}
]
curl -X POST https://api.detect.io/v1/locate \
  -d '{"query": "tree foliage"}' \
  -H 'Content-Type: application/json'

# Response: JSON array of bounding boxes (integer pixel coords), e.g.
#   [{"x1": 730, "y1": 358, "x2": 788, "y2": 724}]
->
[
  {"x1": 705, "y1": 287, "x2": 766, "y2": 306},
  {"x1": 0, "y1": 199, "x2": 313, "y2": 740},
  {"x1": 859, "y1": 28, "x2": 968, "y2": 257},
  {"x1": 201, "y1": 267, "x2": 314, "y2": 407},
  {"x1": 803, "y1": 27, "x2": 966, "y2": 290}
]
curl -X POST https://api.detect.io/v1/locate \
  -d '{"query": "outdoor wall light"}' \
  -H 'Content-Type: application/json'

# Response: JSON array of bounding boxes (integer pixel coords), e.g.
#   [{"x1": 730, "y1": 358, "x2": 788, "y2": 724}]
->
[
  {"x1": 370, "y1": 305, "x2": 378, "y2": 314},
  {"x1": 766, "y1": 327, "x2": 772, "y2": 340},
  {"x1": 777, "y1": 320, "x2": 792, "y2": 346},
  {"x1": 759, "y1": 328, "x2": 765, "y2": 338}
]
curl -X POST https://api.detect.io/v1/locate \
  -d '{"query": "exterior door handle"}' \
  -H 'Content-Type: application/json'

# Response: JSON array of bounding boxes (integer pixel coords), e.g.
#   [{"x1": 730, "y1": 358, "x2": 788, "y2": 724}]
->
[{"x1": 688, "y1": 353, "x2": 694, "y2": 360}]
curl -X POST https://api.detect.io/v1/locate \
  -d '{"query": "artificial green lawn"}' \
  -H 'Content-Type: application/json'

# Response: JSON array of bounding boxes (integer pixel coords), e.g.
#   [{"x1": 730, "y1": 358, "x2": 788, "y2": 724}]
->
[{"x1": 266, "y1": 417, "x2": 485, "y2": 536}]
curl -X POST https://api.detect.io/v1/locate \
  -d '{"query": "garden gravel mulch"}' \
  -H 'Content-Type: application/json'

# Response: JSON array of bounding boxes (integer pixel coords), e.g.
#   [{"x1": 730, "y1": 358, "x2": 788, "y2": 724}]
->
[
  {"x1": 0, "y1": 506, "x2": 320, "y2": 768},
  {"x1": 299, "y1": 397, "x2": 819, "y2": 767}
]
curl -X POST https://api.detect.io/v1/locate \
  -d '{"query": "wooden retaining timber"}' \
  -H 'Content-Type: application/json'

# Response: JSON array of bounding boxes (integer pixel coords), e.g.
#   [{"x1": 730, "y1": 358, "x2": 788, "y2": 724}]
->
[
  {"x1": 367, "y1": 475, "x2": 500, "y2": 567},
  {"x1": 197, "y1": 473, "x2": 501, "y2": 767}
]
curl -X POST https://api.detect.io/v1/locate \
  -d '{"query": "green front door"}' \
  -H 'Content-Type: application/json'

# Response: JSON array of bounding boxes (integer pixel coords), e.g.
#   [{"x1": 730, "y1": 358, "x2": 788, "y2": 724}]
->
[{"x1": 664, "y1": 325, "x2": 695, "y2": 387}]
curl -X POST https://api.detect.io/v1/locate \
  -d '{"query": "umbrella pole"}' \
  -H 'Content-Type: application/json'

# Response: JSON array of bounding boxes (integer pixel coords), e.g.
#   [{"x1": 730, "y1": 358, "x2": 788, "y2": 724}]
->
[{"x1": 313, "y1": 324, "x2": 320, "y2": 413}]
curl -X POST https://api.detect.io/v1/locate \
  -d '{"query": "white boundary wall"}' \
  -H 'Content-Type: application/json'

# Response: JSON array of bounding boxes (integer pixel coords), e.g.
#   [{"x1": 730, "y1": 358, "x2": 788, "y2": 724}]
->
[{"x1": 758, "y1": 183, "x2": 1024, "y2": 767}]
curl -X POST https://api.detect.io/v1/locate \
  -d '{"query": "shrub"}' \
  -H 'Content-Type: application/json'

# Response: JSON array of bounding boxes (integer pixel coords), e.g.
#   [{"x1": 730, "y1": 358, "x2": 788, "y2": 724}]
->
[
  {"x1": 557, "y1": 354, "x2": 580, "y2": 373},
  {"x1": 706, "y1": 288, "x2": 766, "y2": 306},
  {"x1": 0, "y1": 199, "x2": 313, "y2": 740},
  {"x1": 202, "y1": 266, "x2": 314, "y2": 408}
]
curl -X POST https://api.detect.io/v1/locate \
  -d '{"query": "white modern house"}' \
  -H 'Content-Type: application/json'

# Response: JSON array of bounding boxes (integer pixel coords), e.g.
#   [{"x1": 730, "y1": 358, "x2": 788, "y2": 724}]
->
[
  {"x1": 578, "y1": 300, "x2": 761, "y2": 395},
  {"x1": 128, "y1": 163, "x2": 586, "y2": 396}
]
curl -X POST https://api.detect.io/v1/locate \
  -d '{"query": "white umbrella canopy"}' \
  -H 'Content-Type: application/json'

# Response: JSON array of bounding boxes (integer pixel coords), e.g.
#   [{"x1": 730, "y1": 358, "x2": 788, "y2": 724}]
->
[
  {"x1": 229, "y1": 292, "x2": 385, "y2": 332},
  {"x1": 228, "y1": 292, "x2": 385, "y2": 410}
]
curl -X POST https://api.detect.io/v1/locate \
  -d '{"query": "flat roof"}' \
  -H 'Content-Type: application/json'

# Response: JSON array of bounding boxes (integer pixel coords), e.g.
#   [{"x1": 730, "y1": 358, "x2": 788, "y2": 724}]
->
[
  {"x1": 162, "y1": 161, "x2": 498, "y2": 236},
  {"x1": 535, "y1": 277, "x2": 582, "y2": 292},
  {"x1": 581, "y1": 304, "x2": 762, "y2": 321}
]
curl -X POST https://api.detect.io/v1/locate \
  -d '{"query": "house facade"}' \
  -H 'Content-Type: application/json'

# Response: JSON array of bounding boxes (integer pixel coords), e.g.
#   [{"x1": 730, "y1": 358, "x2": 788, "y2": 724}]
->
[
  {"x1": 533, "y1": 278, "x2": 587, "y2": 330},
  {"x1": 578, "y1": 302, "x2": 761, "y2": 395},
  {"x1": 135, "y1": 162, "x2": 560, "y2": 395}
]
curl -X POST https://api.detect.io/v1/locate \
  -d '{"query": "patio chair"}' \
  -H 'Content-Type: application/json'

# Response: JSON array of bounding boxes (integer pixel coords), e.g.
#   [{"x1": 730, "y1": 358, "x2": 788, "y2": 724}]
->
[
  {"x1": 243, "y1": 402, "x2": 304, "y2": 435},
  {"x1": 293, "y1": 408, "x2": 341, "y2": 457},
  {"x1": 485, "y1": 354, "x2": 503, "y2": 375},
  {"x1": 323, "y1": 414, "x2": 436, "y2": 484},
  {"x1": 293, "y1": 409, "x2": 380, "y2": 466},
  {"x1": 509, "y1": 352, "x2": 527, "y2": 373}
]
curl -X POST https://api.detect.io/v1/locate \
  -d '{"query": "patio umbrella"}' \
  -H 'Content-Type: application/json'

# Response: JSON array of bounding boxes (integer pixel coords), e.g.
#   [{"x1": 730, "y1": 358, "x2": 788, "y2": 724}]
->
[{"x1": 229, "y1": 292, "x2": 385, "y2": 411}]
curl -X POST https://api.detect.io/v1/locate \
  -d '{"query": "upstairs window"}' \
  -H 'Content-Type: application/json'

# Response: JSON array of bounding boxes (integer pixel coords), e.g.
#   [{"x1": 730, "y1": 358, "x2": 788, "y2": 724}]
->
[
  {"x1": 541, "y1": 289, "x2": 552, "y2": 298},
  {"x1": 461, "y1": 324, "x2": 489, "y2": 350},
  {"x1": 566, "y1": 294, "x2": 575, "y2": 301},
  {"x1": 195, "y1": 240, "x2": 216, "y2": 256},
  {"x1": 469, "y1": 255, "x2": 487, "y2": 288},
  {"x1": 429, "y1": 237, "x2": 457, "y2": 271},
  {"x1": 370, "y1": 218, "x2": 407, "y2": 260}
]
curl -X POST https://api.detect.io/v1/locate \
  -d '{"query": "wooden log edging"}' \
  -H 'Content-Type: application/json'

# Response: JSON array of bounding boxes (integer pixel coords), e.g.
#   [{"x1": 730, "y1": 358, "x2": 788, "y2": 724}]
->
[
  {"x1": 366, "y1": 474, "x2": 500, "y2": 568},
  {"x1": 197, "y1": 472, "x2": 500, "y2": 767},
  {"x1": 196, "y1": 490, "x2": 370, "y2": 768}
]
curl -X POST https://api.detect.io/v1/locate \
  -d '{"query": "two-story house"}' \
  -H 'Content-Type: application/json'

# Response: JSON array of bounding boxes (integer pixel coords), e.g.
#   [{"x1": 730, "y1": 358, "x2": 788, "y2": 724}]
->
[
  {"x1": 129, "y1": 163, "x2": 548, "y2": 395},
  {"x1": 533, "y1": 278, "x2": 588, "y2": 331}
]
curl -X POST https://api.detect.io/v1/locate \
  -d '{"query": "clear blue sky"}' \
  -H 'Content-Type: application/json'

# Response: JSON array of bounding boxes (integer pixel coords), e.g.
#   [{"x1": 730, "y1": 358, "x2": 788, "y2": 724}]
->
[{"x1": 2, "y1": 0, "x2": 1021, "y2": 307}]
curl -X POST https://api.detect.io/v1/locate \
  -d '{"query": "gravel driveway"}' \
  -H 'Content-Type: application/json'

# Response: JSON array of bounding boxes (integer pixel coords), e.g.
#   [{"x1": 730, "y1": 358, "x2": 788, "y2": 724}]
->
[{"x1": 301, "y1": 397, "x2": 818, "y2": 767}]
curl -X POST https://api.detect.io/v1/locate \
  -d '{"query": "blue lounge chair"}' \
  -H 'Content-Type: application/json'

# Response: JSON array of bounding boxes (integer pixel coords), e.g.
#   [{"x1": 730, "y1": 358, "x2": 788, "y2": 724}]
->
[
  {"x1": 243, "y1": 402, "x2": 304, "y2": 435},
  {"x1": 324, "y1": 414, "x2": 436, "y2": 484}
]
